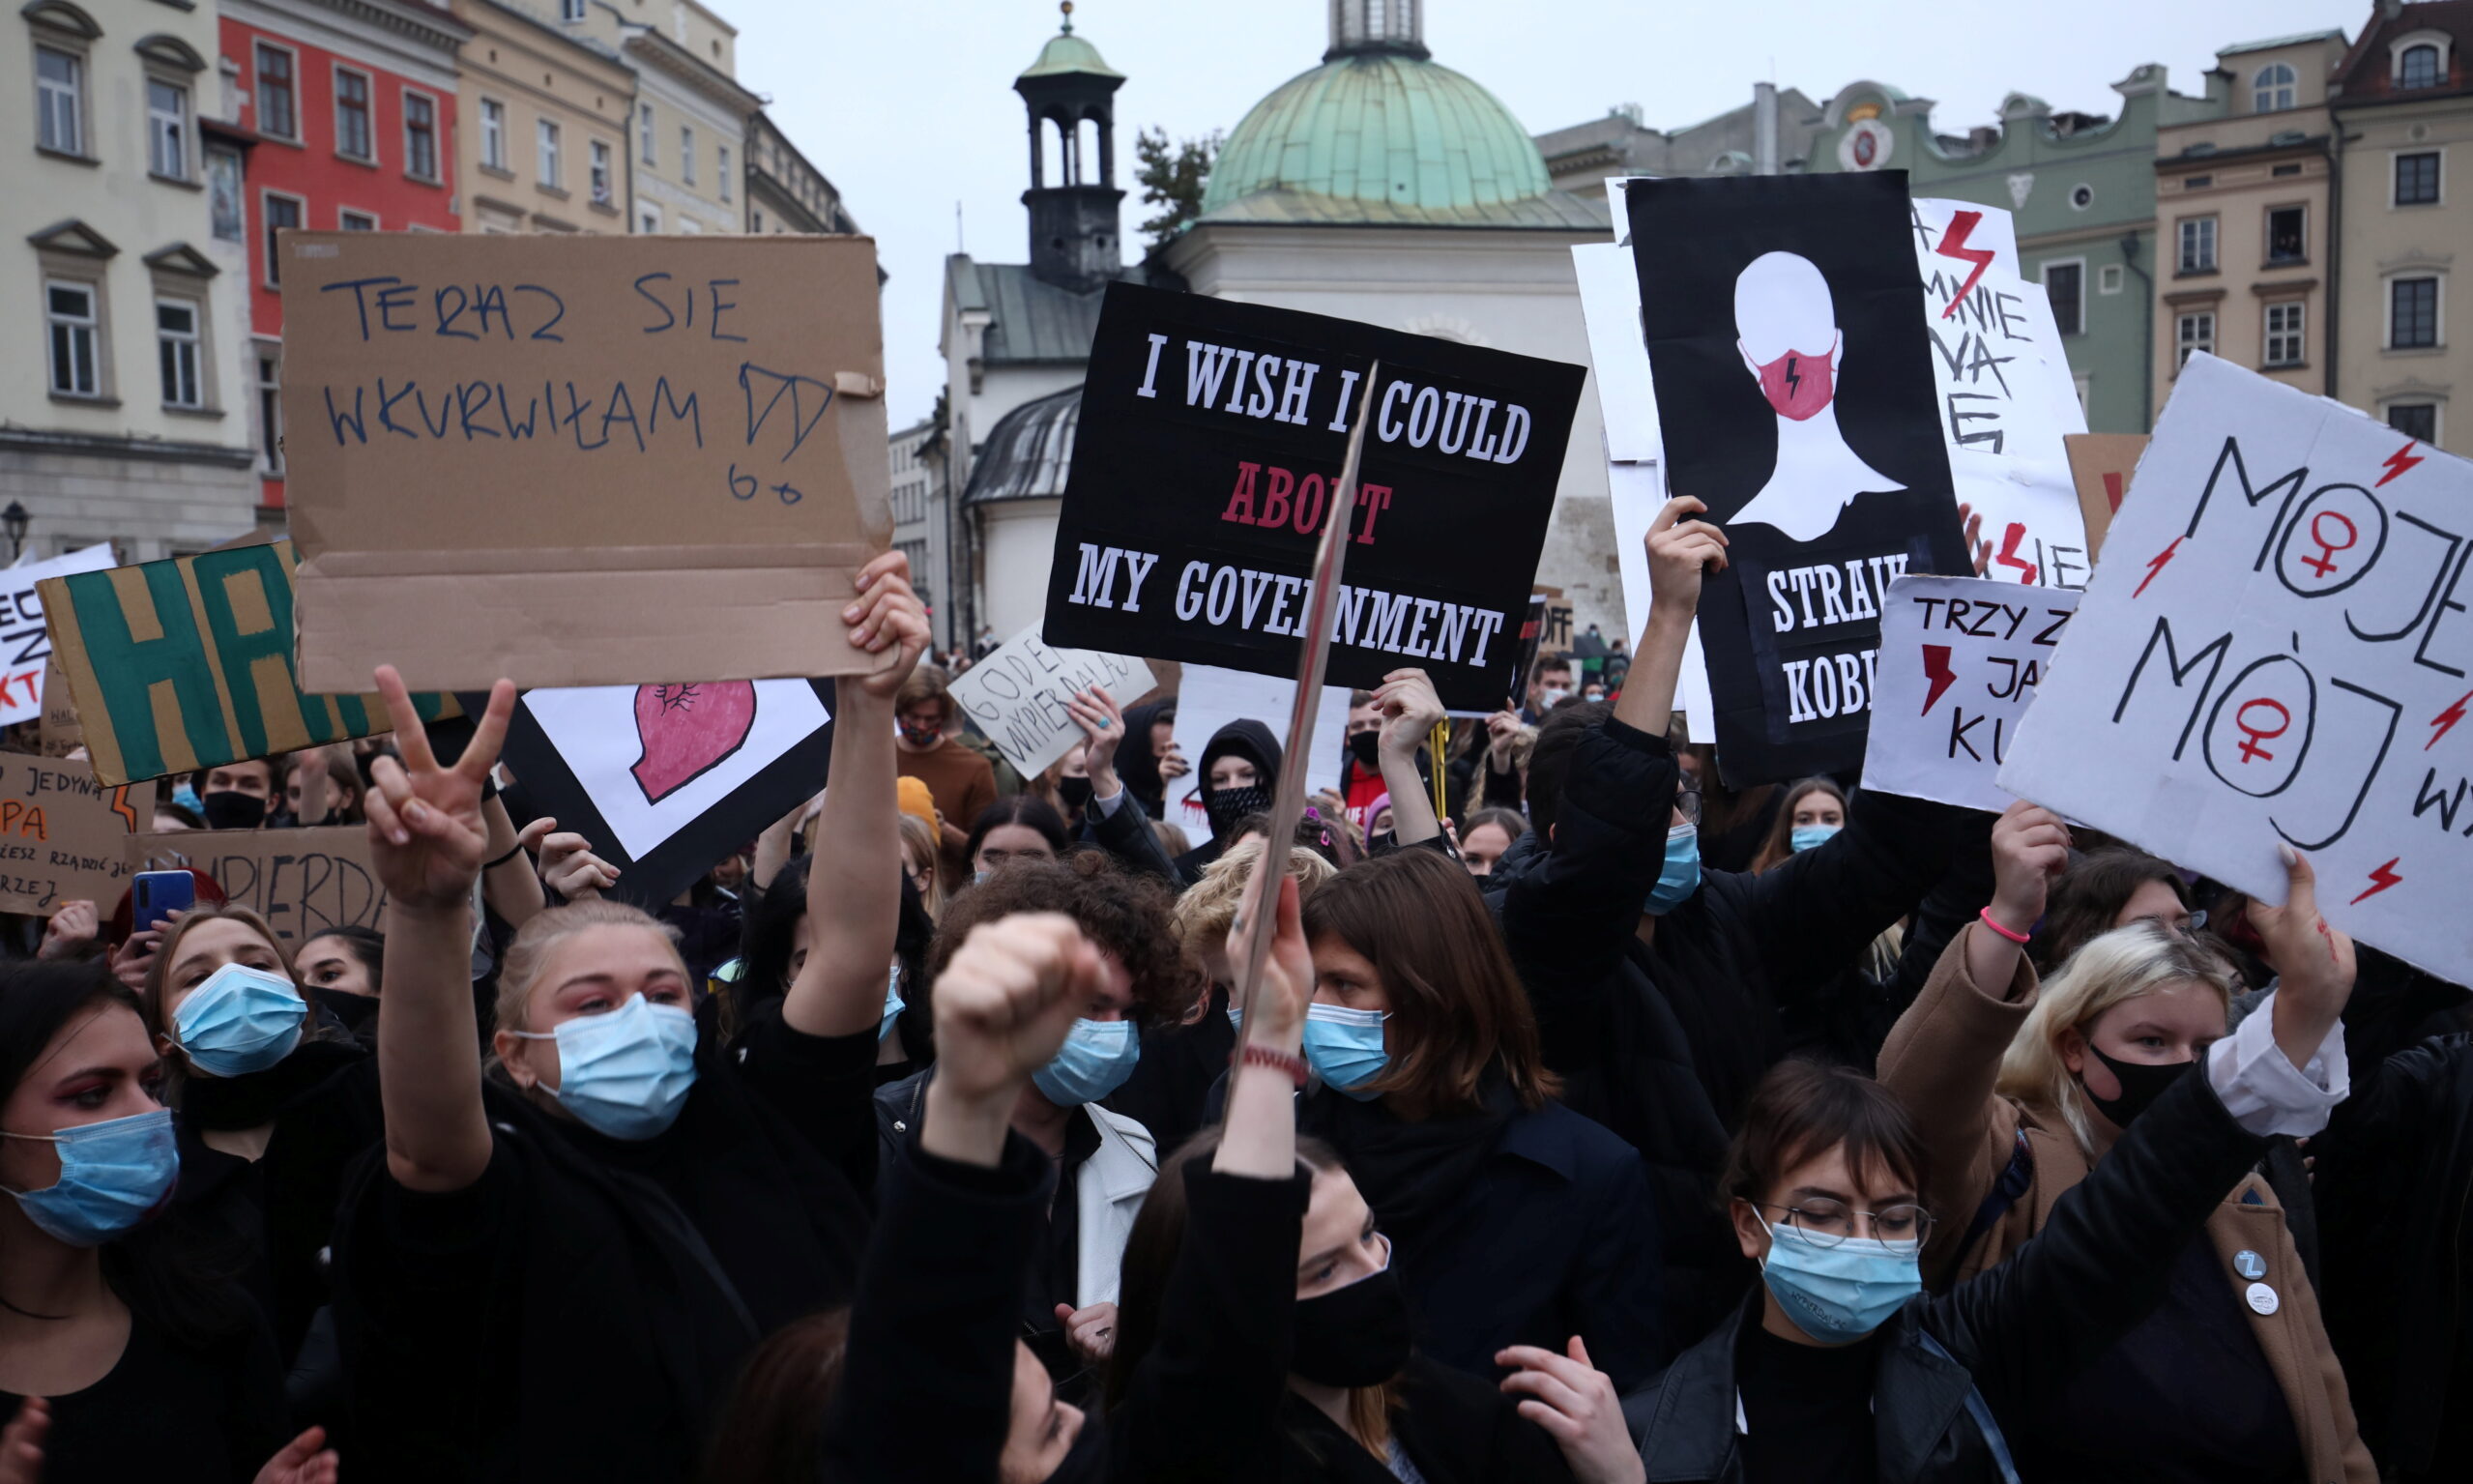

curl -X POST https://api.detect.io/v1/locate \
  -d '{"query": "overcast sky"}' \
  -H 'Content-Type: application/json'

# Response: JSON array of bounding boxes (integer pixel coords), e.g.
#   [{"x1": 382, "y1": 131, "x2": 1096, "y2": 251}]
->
[{"x1": 739, "y1": 0, "x2": 2362, "y2": 429}]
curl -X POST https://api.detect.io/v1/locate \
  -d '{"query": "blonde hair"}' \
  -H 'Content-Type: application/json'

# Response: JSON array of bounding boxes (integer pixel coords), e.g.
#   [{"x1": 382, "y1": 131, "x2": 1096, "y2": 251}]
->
[
  {"x1": 1993, "y1": 919, "x2": 2240, "y2": 1154},
  {"x1": 493, "y1": 900, "x2": 685, "y2": 1038},
  {"x1": 1169, "y1": 837, "x2": 1337, "y2": 956},
  {"x1": 897, "y1": 811, "x2": 944, "y2": 917}
]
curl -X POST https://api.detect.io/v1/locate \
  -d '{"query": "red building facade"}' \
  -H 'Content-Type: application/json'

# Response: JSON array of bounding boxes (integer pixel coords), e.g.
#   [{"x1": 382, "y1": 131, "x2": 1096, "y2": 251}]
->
[{"x1": 218, "y1": 0, "x2": 468, "y2": 508}]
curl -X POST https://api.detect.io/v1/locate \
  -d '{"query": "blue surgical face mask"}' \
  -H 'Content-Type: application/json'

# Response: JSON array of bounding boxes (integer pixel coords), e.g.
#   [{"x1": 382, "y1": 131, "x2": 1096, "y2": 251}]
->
[
  {"x1": 1, "y1": 1108, "x2": 179, "y2": 1246},
  {"x1": 173, "y1": 963, "x2": 306, "y2": 1077},
  {"x1": 1645, "y1": 823, "x2": 1702, "y2": 915},
  {"x1": 1302, "y1": 1003, "x2": 1389, "y2": 1099},
  {"x1": 1759, "y1": 1223, "x2": 1921, "y2": 1344},
  {"x1": 172, "y1": 781, "x2": 204, "y2": 815},
  {"x1": 1789, "y1": 824, "x2": 1840, "y2": 854},
  {"x1": 881, "y1": 963, "x2": 906, "y2": 1043},
  {"x1": 1033, "y1": 1017, "x2": 1140, "y2": 1106},
  {"x1": 511, "y1": 993, "x2": 699, "y2": 1141}
]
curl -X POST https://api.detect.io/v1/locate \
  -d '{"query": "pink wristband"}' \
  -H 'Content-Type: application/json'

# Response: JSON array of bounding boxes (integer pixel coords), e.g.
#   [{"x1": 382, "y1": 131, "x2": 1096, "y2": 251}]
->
[{"x1": 1978, "y1": 906, "x2": 2031, "y2": 946}]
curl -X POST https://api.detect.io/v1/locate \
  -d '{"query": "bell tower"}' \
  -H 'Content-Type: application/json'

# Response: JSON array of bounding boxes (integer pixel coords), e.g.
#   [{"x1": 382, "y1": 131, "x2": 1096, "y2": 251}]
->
[
  {"x1": 1326, "y1": 0, "x2": 1428, "y2": 60},
  {"x1": 1015, "y1": 3, "x2": 1126, "y2": 290}
]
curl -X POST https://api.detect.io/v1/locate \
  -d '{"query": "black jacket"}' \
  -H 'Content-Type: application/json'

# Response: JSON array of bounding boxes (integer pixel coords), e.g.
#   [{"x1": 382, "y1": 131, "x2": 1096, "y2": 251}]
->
[
  {"x1": 1081, "y1": 787, "x2": 1179, "y2": 883},
  {"x1": 1626, "y1": 1069, "x2": 2276, "y2": 1482},
  {"x1": 1493, "y1": 717, "x2": 1980, "y2": 1345}
]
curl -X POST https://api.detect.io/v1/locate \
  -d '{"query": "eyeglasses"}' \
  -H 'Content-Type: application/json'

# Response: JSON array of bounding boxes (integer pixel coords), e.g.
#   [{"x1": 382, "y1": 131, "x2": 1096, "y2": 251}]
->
[
  {"x1": 1675, "y1": 785, "x2": 1703, "y2": 825},
  {"x1": 1760, "y1": 1200, "x2": 1934, "y2": 1251}
]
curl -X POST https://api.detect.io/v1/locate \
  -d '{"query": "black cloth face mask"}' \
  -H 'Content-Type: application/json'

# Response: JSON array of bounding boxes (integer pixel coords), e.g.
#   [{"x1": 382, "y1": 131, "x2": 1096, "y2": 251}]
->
[
  {"x1": 2080, "y1": 1044, "x2": 2195, "y2": 1130},
  {"x1": 201, "y1": 791, "x2": 268, "y2": 830},
  {"x1": 1058, "y1": 776, "x2": 1095, "y2": 812},
  {"x1": 1347, "y1": 730, "x2": 1382, "y2": 769},
  {"x1": 1289, "y1": 1262, "x2": 1413, "y2": 1388},
  {"x1": 1204, "y1": 783, "x2": 1272, "y2": 843}
]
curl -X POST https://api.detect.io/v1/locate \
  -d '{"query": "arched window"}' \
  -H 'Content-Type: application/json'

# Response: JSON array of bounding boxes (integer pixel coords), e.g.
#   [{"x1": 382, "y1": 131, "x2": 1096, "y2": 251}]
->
[
  {"x1": 2399, "y1": 43, "x2": 2442, "y2": 89},
  {"x1": 2253, "y1": 62, "x2": 2296, "y2": 112}
]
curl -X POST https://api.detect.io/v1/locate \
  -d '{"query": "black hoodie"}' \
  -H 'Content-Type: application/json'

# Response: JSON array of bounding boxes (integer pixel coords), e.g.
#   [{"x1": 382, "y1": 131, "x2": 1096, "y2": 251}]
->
[
  {"x1": 1172, "y1": 718, "x2": 1284, "y2": 883},
  {"x1": 1114, "y1": 700, "x2": 1175, "y2": 819}
]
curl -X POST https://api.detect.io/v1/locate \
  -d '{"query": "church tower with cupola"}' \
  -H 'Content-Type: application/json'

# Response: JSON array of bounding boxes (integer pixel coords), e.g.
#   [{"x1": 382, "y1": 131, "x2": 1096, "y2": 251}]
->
[{"x1": 1014, "y1": 2, "x2": 1125, "y2": 290}]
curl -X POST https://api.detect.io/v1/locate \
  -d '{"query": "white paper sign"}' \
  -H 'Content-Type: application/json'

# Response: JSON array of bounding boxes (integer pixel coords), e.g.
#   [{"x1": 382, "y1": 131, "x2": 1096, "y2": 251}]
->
[
  {"x1": 1608, "y1": 459, "x2": 1716, "y2": 743},
  {"x1": 1167, "y1": 663, "x2": 1348, "y2": 838},
  {"x1": 1863, "y1": 574, "x2": 2078, "y2": 813},
  {"x1": 1572, "y1": 243, "x2": 1663, "y2": 464},
  {"x1": 948, "y1": 625, "x2": 1155, "y2": 778},
  {"x1": 520, "y1": 679, "x2": 830, "y2": 859},
  {"x1": 0, "y1": 543, "x2": 114, "y2": 725},
  {"x1": 2000, "y1": 354, "x2": 2473, "y2": 981}
]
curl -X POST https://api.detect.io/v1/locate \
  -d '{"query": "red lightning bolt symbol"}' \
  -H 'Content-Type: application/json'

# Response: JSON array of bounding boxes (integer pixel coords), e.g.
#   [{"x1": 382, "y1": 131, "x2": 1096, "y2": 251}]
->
[
  {"x1": 1934, "y1": 210, "x2": 1996, "y2": 318},
  {"x1": 2351, "y1": 858, "x2": 2403, "y2": 905},
  {"x1": 1993, "y1": 522, "x2": 2040, "y2": 584},
  {"x1": 2134, "y1": 537, "x2": 2182, "y2": 597},
  {"x1": 2429, "y1": 689, "x2": 2473, "y2": 750},
  {"x1": 1920, "y1": 645, "x2": 1957, "y2": 714},
  {"x1": 2375, "y1": 441, "x2": 2425, "y2": 489}
]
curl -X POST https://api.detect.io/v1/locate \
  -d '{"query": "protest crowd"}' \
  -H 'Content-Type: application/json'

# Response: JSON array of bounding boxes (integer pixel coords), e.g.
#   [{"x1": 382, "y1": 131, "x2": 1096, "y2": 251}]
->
[{"x1": 3, "y1": 157, "x2": 2471, "y2": 1484}]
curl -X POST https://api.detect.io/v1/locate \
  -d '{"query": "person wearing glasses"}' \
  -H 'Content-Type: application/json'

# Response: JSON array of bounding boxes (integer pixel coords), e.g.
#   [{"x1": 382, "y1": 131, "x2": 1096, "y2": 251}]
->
[
  {"x1": 1492, "y1": 496, "x2": 1989, "y2": 1348},
  {"x1": 1875, "y1": 800, "x2": 2374, "y2": 1483}
]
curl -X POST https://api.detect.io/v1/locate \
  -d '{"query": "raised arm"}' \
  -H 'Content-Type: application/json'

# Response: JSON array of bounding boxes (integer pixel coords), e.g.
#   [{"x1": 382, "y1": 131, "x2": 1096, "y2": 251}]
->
[
  {"x1": 783, "y1": 551, "x2": 930, "y2": 1038},
  {"x1": 1372, "y1": 668, "x2": 1447, "y2": 848},
  {"x1": 1067, "y1": 684, "x2": 1179, "y2": 882},
  {"x1": 477, "y1": 796, "x2": 547, "y2": 931},
  {"x1": 1621, "y1": 494, "x2": 1727, "y2": 730},
  {"x1": 365, "y1": 669, "x2": 517, "y2": 1194}
]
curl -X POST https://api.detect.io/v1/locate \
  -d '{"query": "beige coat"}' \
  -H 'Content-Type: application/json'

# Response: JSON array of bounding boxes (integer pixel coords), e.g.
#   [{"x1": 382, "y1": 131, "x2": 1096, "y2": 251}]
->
[{"x1": 1877, "y1": 922, "x2": 2374, "y2": 1484}]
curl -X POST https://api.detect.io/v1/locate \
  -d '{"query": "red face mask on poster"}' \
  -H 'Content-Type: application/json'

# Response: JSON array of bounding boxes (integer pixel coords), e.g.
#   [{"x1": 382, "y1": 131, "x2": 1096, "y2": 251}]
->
[
  {"x1": 1727, "y1": 252, "x2": 1903, "y2": 543},
  {"x1": 1748, "y1": 335, "x2": 1839, "y2": 422}
]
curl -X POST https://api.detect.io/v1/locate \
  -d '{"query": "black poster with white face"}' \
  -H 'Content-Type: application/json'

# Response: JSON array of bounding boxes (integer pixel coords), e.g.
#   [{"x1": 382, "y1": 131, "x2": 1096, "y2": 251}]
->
[
  {"x1": 1627, "y1": 171, "x2": 1969, "y2": 786},
  {"x1": 1041, "y1": 282, "x2": 1586, "y2": 713}
]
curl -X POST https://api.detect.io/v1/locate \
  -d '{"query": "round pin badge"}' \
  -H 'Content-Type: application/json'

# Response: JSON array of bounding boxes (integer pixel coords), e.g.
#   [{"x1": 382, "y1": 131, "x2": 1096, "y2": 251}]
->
[
  {"x1": 2233, "y1": 1250, "x2": 2267, "y2": 1280},
  {"x1": 2246, "y1": 1281, "x2": 2280, "y2": 1316}
]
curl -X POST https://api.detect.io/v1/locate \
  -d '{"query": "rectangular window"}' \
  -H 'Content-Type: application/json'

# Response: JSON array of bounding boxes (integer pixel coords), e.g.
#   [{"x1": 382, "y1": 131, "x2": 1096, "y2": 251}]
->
[
  {"x1": 255, "y1": 352, "x2": 282, "y2": 475},
  {"x1": 2099, "y1": 263, "x2": 2124, "y2": 295},
  {"x1": 2388, "y1": 403, "x2": 2439, "y2": 444},
  {"x1": 2264, "y1": 302, "x2": 2306, "y2": 366},
  {"x1": 44, "y1": 280, "x2": 99, "y2": 397},
  {"x1": 2265, "y1": 206, "x2": 2306, "y2": 265},
  {"x1": 718, "y1": 144, "x2": 731, "y2": 202},
  {"x1": 560, "y1": 0, "x2": 585, "y2": 17},
  {"x1": 338, "y1": 209, "x2": 376, "y2": 231},
  {"x1": 2176, "y1": 310, "x2": 2214, "y2": 367},
  {"x1": 262, "y1": 191, "x2": 303, "y2": 286},
  {"x1": 480, "y1": 99, "x2": 506, "y2": 170},
  {"x1": 680, "y1": 125, "x2": 696, "y2": 186},
  {"x1": 679, "y1": 218, "x2": 701, "y2": 234},
  {"x1": 254, "y1": 43, "x2": 295, "y2": 141},
  {"x1": 2043, "y1": 261, "x2": 2084, "y2": 336},
  {"x1": 591, "y1": 139, "x2": 612, "y2": 205},
  {"x1": 639, "y1": 102, "x2": 655, "y2": 164},
  {"x1": 147, "y1": 78, "x2": 189, "y2": 179},
  {"x1": 638, "y1": 204, "x2": 659, "y2": 233},
  {"x1": 36, "y1": 45, "x2": 82, "y2": 155},
  {"x1": 157, "y1": 299, "x2": 201, "y2": 408},
  {"x1": 537, "y1": 119, "x2": 562, "y2": 188},
  {"x1": 2179, "y1": 217, "x2": 2217, "y2": 273},
  {"x1": 2397, "y1": 151, "x2": 2441, "y2": 206},
  {"x1": 404, "y1": 92, "x2": 438, "y2": 180},
  {"x1": 335, "y1": 68, "x2": 373, "y2": 160},
  {"x1": 208, "y1": 145, "x2": 245, "y2": 240},
  {"x1": 2392, "y1": 276, "x2": 2440, "y2": 349}
]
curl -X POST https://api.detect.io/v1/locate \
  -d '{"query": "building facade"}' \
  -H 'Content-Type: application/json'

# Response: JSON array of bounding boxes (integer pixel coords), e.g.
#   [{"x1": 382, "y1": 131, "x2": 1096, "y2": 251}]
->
[
  {"x1": 746, "y1": 110, "x2": 858, "y2": 236},
  {"x1": 1536, "y1": 86, "x2": 1825, "y2": 189},
  {"x1": 1805, "y1": 67, "x2": 2224, "y2": 435},
  {"x1": 220, "y1": 0, "x2": 469, "y2": 513},
  {"x1": 4, "y1": 0, "x2": 260, "y2": 561},
  {"x1": 449, "y1": 0, "x2": 633, "y2": 236},
  {"x1": 561, "y1": 0, "x2": 749, "y2": 235},
  {"x1": 2331, "y1": 0, "x2": 2473, "y2": 452},
  {"x1": 888, "y1": 415, "x2": 955, "y2": 646}
]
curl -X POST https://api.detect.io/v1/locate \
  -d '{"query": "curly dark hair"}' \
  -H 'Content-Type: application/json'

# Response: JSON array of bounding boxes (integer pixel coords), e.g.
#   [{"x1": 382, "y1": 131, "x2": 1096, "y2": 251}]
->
[{"x1": 926, "y1": 851, "x2": 1200, "y2": 1031}]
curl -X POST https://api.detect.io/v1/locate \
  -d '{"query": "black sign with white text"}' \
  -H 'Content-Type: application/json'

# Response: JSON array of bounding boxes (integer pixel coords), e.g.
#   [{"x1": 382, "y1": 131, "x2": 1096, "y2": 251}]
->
[{"x1": 1042, "y1": 283, "x2": 1585, "y2": 712}]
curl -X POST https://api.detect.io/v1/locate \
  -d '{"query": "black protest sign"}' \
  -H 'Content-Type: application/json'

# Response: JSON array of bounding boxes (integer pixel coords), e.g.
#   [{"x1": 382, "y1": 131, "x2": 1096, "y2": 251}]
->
[
  {"x1": 1628, "y1": 171, "x2": 1971, "y2": 785},
  {"x1": 1041, "y1": 282, "x2": 1585, "y2": 713}
]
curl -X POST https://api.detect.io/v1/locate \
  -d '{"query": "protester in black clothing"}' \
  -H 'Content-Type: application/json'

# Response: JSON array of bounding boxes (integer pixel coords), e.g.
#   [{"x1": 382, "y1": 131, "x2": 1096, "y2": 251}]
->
[
  {"x1": 0, "y1": 959, "x2": 335, "y2": 1483},
  {"x1": 1175, "y1": 719, "x2": 1282, "y2": 884},
  {"x1": 295, "y1": 926, "x2": 383, "y2": 1044},
  {"x1": 1624, "y1": 866, "x2": 2360, "y2": 1483},
  {"x1": 1494, "y1": 496, "x2": 1982, "y2": 1347},
  {"x1": 1113, "y1": 699, "x2": 1179, "y2": 821},
  {"x1": 139, "y1": 906, "x2": 381, "y2": 1371},
  {"x1": 330, "y1": 552, "x2": 926, "y2": 1484},
  {"x1": 733, "y1": 855, "x2": 933, "y2": 1083}
]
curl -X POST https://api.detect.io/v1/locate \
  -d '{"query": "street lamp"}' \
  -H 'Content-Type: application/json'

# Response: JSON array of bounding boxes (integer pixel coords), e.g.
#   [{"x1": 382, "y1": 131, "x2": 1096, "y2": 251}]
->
[{"x1": 3, "y1": 503, "x2": 29, "y2": 562}]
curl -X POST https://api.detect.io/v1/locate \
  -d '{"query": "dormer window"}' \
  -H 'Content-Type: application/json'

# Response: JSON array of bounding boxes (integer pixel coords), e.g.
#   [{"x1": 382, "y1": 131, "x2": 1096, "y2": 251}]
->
[
  {"x1": 2254, "y1": 62, "x2": 2296, "y2": 112},
  {"x1": 2398, "y1": 41, "x2": 2444, "y2": 89}
]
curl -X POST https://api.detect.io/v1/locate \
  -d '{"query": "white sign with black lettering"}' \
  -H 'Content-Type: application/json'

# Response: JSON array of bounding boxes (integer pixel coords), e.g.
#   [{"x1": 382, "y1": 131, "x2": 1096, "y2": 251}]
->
[
  {"x1": 947, "y1": 626, "x2": 1155, "y2": 778},
  {"x1": 1864, "y1": 574, "x2": 2078, "y2": 813}
]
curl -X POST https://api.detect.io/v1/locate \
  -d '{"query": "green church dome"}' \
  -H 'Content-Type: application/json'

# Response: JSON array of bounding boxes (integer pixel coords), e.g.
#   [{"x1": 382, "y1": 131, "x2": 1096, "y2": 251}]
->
[{"x1": 1202, "y1": 49, "x2": 1553, "y2": 221}]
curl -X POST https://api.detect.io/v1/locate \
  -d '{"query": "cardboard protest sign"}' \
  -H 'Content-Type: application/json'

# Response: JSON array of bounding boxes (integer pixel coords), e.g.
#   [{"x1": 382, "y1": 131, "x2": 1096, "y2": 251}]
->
[
  {"x1": 1862, "y1": 575, "x2": 2078, "y2": 813},
  {"x1": 0, "y1": 756, "x2": 141, "y2": 915},
  {"x1": 129, "y1": 827, "x2": 382, "y2": 945},
  {"x1": 0, "y1": 544, "x2": 115, "y2": 727},
  {"x1": 2002, "y1": 354, "x2": 2473, "y2": 980},
  {"x1": 36, "y1": 659, "x2": 81, "y2": 756},
  {"x1": 280, "y1": 232, "x2": 892, "y2": 694},
  {"x1": 495, "y1": 679, "x2": 834, "y2": 911},
  {"x1": 1627, "y1": 171, "x2": 1973, "y2": 785},
  {"x1": 40, "y1": 540, "x2": 457, "y2": 786},
  {"x1": 1166, "y1": 664, "x2": 1348, "y2": 841},
  {"x1": 1041, "y1": 282, "x2": 1585, "y2": 713},
  {"x1": 946, "y1": 626, "x2": 1155, "y2": 778},
  {"x1": 2064, "y1": 433, "x2": 2148, "y2": 562}
]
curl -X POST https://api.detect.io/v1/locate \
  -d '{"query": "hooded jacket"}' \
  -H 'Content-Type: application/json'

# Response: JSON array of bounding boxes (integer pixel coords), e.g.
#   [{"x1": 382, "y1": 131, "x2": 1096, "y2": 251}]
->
[
  {"x1": 1174, "y1": 719, "x2": 1284, "y2": 883},
  {"x1": 1115, "y1": 700, "x2": 1175, "y2": 820}
]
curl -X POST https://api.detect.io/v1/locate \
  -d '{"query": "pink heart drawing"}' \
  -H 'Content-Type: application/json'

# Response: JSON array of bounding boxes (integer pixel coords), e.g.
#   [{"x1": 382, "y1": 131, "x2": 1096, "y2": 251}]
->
[{"x1": 630, "y1": 682, "x2": 759, "y2": 805}]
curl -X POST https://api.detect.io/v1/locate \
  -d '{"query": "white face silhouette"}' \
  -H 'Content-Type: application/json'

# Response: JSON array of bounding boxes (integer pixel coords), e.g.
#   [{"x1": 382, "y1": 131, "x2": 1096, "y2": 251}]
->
[
  {"x1": 1734, "y1": 251, "x2": 1838, "y2": 364},
  {"x1": 1720, "y1": 249, "x2": 1901, "y2": 540}
]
